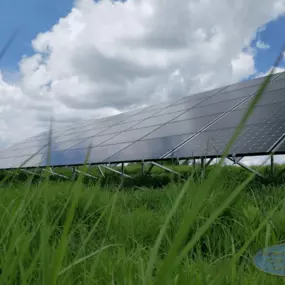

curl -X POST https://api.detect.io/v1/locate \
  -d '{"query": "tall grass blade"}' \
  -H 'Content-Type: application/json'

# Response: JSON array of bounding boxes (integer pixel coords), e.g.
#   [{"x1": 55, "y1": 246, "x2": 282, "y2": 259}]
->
[{"x1": 0, "y1": 30, "x2": 19, "y2": 62}]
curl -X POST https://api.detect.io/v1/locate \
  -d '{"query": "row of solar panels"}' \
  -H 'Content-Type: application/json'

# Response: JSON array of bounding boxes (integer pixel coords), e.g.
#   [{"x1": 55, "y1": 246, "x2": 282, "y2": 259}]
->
[{"x1": 1, "y1": 72, "x2": 285, "y2": 169}]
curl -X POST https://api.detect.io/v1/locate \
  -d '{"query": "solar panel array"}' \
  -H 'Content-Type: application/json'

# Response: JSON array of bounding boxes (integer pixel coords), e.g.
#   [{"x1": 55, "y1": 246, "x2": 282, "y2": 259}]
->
[{"x1": 1, "y1": 72, "x2": 285, "y2": 169}]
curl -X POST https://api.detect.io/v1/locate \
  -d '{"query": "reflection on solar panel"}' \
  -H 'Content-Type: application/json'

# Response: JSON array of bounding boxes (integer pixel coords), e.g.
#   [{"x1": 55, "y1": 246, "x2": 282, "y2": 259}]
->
[{"x1": 1, "y1": 72, "x2": 285, "y2": 169}]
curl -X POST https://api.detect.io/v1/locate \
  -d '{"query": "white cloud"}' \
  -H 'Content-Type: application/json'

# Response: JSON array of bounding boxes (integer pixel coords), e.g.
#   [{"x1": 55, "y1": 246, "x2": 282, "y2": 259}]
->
[
  {"x1": 0, "y1": 0, "x2": 285, "y2": 149},
  {"x1": 231, "y1": 52, "x2": 255, "y2": 79},
  {"x1": 256, "y1": 40, "x2": 271, "y2": 49}
]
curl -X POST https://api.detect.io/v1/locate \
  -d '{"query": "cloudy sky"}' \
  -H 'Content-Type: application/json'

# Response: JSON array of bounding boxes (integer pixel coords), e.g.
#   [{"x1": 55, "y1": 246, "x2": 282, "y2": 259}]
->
[{"x1": 0, "y1": 0, "x2": 285, "y2": 165}]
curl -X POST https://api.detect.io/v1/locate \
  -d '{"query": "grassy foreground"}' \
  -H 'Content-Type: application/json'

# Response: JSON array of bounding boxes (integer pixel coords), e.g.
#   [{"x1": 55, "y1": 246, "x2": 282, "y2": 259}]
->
[{"x1": 0, "y1": 164, "x2": 285, "y2": 284}]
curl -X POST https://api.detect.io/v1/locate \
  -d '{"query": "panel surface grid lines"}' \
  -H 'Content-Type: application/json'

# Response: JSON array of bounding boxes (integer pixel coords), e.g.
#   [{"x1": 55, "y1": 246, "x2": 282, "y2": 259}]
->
[
  {"x1": 31, "y1": 95, "x2": 187, "y2": 167},
  {"x1": 1, "y1": 72, "x2": 284, "y2": 169},
  {"x1": 103, "y1": 135, "x2": 191, "y2": 163},
  {"x1": 99, "y1": 86, "x2": 228, "y2": 161},
  {"x1": 160, "y1": 72, "x2": 284, "y2": 160},
  {"x1": 171, "y1": 123, "x2": 285, "y2": 159},
  {"x1": 65, "y1": 96, "x2": 187, "y2": 151}
]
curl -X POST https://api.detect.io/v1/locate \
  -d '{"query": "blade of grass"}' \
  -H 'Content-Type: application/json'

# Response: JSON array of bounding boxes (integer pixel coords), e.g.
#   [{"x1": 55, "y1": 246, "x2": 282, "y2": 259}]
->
[
  {"x1": 58, "y1": 244, "x2": 122, "y2": 276},
  {"x1": 49, "y1": 144, "x2": 93, "y2": 284},
  {"x1": 143, "y1": 176, "x2": 193, "y2": 285},
  {"x1": 0, "y1": 29, "x2": 19, "y2": 62}
]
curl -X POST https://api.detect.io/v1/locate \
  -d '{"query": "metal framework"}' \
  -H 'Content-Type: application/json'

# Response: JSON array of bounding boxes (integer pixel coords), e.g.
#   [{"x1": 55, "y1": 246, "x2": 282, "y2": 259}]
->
[
  {"x1": 205, "y1": 158, "x2": 214, "y2": 167},
  {"x1": 20, "y1": 168, "x2": 40, "y2": 176},
  {"x1": 42, "y1": 167, "x2": 69, "y2": 179},
  {"x1": 101, "y1": 165, "x2": 133, "y2": 179},
  {"x1": 227, "y1": 157, "x2": 264, "y2": 178},
  {"x1": 75, "y1": 169, "x2": 98, "y2": 180},
  {"x1": 97, "y1": 166, "x2": 105, "y2": 177},
  {"x1": 145, "y1": 161, "x2": 180, "y2": 176},
  {"x1": 270, "y1": 155, "x2": 275, "y2": 176}
]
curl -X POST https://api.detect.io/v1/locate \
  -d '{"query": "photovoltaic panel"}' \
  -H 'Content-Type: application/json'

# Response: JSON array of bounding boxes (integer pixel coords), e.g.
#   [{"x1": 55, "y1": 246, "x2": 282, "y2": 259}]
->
[
  {"x1": 197, "y1": 85, "x2": 259, "y2": 106},
  {"x1": 237, "y1": 88, "x2": 285, "y2": 109},
  {"x1": 155, "y1": 102, "x2": 201, "y2": 116},
  {"x1": 45, "y1": 142, "x2": 131, "y2": 166},
  {"x1": 100, "y1": 126, "x2": 158, "y2": 145},
  {"x1": 172, "y1": 98, "x2": 243, "y2": 121},
  {"x1": 98, "y1": 121, "x2": 141, "y2": 135},
  {"x1": 68, "y1": 134, "x2": 117, "y2": 150},
  {"x1": 22, "y1": 154, "x2": 45, "y2": 168},
  {"x1": 177, "y1": 87, "x2": 225, "y2": 104},
  {"x1": 207, "y1": 101, "x2": 285, "y2": 131},
  {"x1": 220, "y1": 76, "x2": 268, "y2": 93},
  {"x1": 125, "y1": 109, "x2": 167, "y2": 123},
  {"x1": 128, "y1": 111, "x2": 185, "y2": 129},
  {"x1": 162, "y1": 74, "x2": 285, "y2": 159},
  {"x1": 104, "y1": 135, "x2": 191, "y2": 163},
  {"x1": 169, "y1": 122, "x2": 285, "y2": 159},
  {"x1": 265, "y1": 78, "x2": 285, "y2": 92},
  {"x1": 142, "y1": 114, "x2": 219, "y2": 140},
  {"x1": 1, "y1": 71, "x2": 285, "y2": 169}
]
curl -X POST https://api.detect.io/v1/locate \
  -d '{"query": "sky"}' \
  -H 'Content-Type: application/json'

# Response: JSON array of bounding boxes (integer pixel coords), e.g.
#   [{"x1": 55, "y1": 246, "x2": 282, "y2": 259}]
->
[{"x1": 0, "y1": 0, "x2": 285, "y2": 165}]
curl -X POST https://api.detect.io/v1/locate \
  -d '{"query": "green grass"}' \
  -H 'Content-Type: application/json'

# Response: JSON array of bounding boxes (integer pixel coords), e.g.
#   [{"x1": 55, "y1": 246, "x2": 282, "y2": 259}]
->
[{"x1": 0, "y1": 165, "x2": 285, "y2": 284}]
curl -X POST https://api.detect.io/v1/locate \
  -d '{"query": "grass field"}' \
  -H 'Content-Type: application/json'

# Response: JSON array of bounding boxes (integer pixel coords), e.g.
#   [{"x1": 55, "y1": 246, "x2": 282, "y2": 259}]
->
[{"x1": 0, "y1": 163, "x2": 285, "y2": 284}]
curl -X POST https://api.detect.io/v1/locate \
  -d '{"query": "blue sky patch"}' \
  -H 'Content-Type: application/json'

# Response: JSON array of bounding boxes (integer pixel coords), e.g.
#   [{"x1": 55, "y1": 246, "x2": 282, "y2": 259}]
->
[
  {"x1": 0, "y1": 0, "x2": 73, "y2": 71},
  {"x1": 252, "y1": 15, "x2": 285, "y2": 73}
]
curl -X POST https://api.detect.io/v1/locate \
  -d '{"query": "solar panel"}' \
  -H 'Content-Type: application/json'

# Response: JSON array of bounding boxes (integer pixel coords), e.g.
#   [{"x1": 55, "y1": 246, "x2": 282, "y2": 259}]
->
[
  {"x1": 104, "y1": 135, "x2": 191, "y2": 163},
  {"x1": 1, "y1": 71, "x2": 285, "y2": 169},
  {"x1": 169, "y1": 122, "x2": 285, "y2": 159}
]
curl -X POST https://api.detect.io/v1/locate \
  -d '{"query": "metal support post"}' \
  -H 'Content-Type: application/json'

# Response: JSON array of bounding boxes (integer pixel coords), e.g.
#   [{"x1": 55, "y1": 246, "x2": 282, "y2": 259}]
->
[
  {"x1": 75, "y1": 169, "x2": 98, "y2": 180},
  {"x1": 97, "y1": 166, "x2": 105, "y2": 177},
  {"x1": 101, "y1": 165, "x2": 133, "y2": 179},
  {"x1": 71, "y1": 167, "x2": 77, "y2": 181},
  {"x1": 20, "y1": 169, "x2": 41, "y2": 176},
  {"x1": 235, "y1": 157, "x2": 244, "y2": 164},
  {"x1": 141, "y1": 161, "x2": 145, "y2": 175},
  {"x1": 227, "y1": 157, "x2": 264, "y2": 178},
  {"x1": 149, "y1": 161, "x2": 180, "y2": 175},
  {"x1": 205, "y1": 158, "x2": 214, "y2": 167},
  {"x1": 121, "y1": 163, "x2": 125, "y2": 184},
  {"x1": 193, "y1": 158, "x2": 196, "y2": 168},
  {"x1": 146, "y1": 163, "x2": 155, "y2": 176},
  {"x1": 201, "y1": 158, "x2": 205, "y2": 180},
  {"x1": 270, "y1": 154, "x2": 274, "y2": 176},
  {"x1": 42, "y1": 167, "x2": 69, "y2": 179}
]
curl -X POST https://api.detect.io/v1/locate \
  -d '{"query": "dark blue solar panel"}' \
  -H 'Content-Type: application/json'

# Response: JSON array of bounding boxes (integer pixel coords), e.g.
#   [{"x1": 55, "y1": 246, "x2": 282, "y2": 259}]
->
[
  {"x1": 168, "y1": 122, "x2": 285, "y2": 159},
  {"x1": 1, "y1": 71, "x2": 285, "y2": 169}
]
